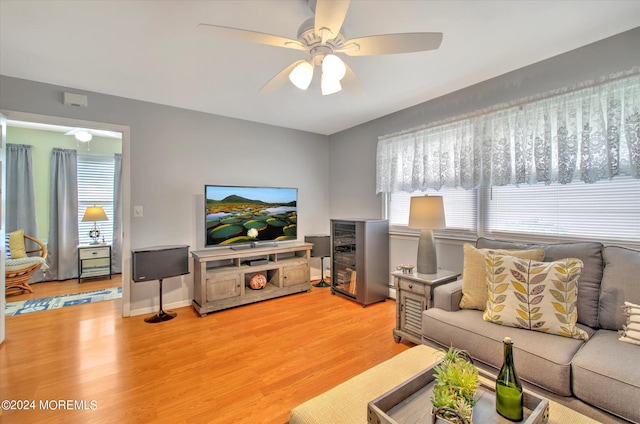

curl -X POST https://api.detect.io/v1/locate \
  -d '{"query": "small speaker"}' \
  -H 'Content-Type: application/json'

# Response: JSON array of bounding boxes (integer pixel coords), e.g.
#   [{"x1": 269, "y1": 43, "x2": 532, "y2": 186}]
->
[
  {"x1": 131, "y1": 245, "x2": 189, "y2": 282},
  {"x1": 305, "y1": 234, "x2": 330, "y2": 258}
]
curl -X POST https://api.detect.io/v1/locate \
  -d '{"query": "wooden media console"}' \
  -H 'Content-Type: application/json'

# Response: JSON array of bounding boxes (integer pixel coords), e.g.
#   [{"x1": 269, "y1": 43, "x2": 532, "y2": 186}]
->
[{"x1": 191, "y1": 242, "x2": 312, "y2": 316}]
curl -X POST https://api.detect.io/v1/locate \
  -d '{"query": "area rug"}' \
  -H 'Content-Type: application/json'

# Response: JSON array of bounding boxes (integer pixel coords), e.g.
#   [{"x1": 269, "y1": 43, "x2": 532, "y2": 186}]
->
[{"x1": 5, "y1": 287, "x2": 122, "y2": 316}]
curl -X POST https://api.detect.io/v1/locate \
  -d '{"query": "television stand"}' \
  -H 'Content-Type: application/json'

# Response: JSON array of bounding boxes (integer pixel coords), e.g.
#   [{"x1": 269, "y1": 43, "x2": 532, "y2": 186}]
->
[
  {"x1": 192, "y1": 242, "x2": 312, "y2": 317},
  {"x1": 230, "y1": 243, "x2": 255, "y2": 251}
]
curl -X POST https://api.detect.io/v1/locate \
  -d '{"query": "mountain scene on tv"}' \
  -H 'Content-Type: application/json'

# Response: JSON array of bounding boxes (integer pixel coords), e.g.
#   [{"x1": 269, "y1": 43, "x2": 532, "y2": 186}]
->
[{"x1": 205, "y1": 187, "x2": 297, "y2": 246}]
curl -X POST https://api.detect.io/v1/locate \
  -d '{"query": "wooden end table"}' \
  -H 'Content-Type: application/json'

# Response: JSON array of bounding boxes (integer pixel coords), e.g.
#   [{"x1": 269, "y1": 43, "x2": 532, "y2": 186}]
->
[{"x1": 392, "y1": 269, "x2": 460, "y2": 344}]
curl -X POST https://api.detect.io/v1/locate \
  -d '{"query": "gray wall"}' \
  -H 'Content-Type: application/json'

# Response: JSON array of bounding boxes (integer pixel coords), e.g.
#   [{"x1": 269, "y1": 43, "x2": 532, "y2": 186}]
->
[
  {"x1": 327, "y1": 27, "x2": 640, "y2": 278},
  {"x1": 1, "y1": 27, "x2": 638, "y2": 312},
  {"x1": 0, "y1": 77, "x2": 330, "y2": 314}
]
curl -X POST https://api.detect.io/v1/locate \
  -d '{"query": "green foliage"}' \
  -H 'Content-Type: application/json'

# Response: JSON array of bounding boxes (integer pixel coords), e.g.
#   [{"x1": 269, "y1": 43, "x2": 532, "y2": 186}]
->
[{"x1": 431, "y1": 346, "x2": 480, "y2": 424}]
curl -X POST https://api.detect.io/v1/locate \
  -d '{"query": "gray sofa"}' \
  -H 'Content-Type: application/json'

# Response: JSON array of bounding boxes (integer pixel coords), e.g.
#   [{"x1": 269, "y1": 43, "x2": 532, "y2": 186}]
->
[{"x1": 422, "y1": 238, "x2": 640, "y2": 423}]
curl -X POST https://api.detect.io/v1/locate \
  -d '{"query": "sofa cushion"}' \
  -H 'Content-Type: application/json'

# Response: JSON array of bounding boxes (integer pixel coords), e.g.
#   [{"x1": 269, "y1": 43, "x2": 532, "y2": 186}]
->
[
  {"x1": 572, "y1": 330, "x2": 640, "y2": 423},
  {"x1": 598, "y1": 246, "x2": 640, "y2": 330},
  {"x1": 422, "y1": 307, "x2": 593, "y2": 396},
  {"x1": 459, "y1": 243, "x2": 545, "y2": 310},
  {"x1": 476, "y1": 238, "x2": 603, "y2": 328}
]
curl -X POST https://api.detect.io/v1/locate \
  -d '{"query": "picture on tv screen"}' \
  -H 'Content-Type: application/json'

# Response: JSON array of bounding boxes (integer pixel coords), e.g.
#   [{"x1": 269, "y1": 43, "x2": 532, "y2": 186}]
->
[{"x1": 205, "y1": 185, "x2": 297, "y2": 246}]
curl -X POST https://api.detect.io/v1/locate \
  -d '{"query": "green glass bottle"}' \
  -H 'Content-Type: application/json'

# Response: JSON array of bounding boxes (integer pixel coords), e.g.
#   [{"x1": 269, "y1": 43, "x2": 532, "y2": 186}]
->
[{"x1": 496, "y1": 336, "x2": 523, "y2": 421}]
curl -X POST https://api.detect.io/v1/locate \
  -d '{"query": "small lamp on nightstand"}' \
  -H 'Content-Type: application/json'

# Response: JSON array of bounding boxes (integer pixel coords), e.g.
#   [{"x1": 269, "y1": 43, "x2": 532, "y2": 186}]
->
[
  {"x1": 408, "y1": 195, "x2": 446, "y2": 274},
  {"x1": 82, "y1": 206, "x2": 109, "y2": 245}
]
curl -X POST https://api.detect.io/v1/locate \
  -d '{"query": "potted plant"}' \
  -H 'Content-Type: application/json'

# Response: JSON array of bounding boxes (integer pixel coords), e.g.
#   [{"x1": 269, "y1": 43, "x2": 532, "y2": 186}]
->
[{"x1": 430, "y1": 346, "x2": 480, "y2": 424}]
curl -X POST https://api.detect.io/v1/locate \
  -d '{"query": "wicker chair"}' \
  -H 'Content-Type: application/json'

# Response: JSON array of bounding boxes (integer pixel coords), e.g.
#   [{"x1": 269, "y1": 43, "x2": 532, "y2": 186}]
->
[{"x1": 5, "y1": 235, "x2": 48, "y2": 296}]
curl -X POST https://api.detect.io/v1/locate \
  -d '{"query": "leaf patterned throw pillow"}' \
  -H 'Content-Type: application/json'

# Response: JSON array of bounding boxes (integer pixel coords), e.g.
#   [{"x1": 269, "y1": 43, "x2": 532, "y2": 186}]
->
[{"x1": 482, "y1": 252, "x2": 589, "y2": 340}]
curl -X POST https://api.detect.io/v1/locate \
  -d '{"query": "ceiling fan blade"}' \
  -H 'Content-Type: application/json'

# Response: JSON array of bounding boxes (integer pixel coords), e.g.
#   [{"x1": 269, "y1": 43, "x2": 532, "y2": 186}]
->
[
  {"x1": 338, "y1": 32, "x2": 443, "y2": 56},
  {"x1": 341, "y1": 63, "x2": 364, "y2": 98},
  {"x1": 314, "y1": 0, "x2": 350, "y2": 42},
  {"x1": 259, "y1": 60, "x2": 307, "y2": 94},
  {"x1": 197, "y1": 24, "x2": 305, "y2": 50}
]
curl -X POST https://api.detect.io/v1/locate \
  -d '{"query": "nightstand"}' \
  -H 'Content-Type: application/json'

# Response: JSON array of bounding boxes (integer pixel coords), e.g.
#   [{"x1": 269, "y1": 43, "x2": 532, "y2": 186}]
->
[
  {"x1": 78, "y1": 244, "x2": 112, "y2": 283},
  {"x1": 392, "y1": 269, "x2": 460, "y2": 344}
]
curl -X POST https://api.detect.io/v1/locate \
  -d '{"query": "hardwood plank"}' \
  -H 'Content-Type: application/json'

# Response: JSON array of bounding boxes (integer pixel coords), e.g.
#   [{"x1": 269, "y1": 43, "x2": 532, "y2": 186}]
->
[{"x1": 1, "y1": 283, "x2": 410, "y2": 423}]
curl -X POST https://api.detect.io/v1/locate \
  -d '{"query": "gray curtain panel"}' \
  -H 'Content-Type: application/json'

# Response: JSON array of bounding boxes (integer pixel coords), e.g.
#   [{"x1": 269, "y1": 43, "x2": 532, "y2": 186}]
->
[
  {"x1": 112, "y1": 153, "x2": 122, "y2": 273},
  {"x1": 47, "y1": 148, "x2": 79, "y2": 281},
  {"x1": 6, "y1": 143, "x2": 45, "y2": 283},
  {"x1": 6, "y1": 143, "x2": 37, "y2": 236}
]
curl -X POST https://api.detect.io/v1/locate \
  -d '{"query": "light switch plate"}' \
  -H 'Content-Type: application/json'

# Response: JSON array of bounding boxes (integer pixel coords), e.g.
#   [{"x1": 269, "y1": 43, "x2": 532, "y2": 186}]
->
[{"x1": 133, "y1": 206, "x2": 143, "y2": 218}]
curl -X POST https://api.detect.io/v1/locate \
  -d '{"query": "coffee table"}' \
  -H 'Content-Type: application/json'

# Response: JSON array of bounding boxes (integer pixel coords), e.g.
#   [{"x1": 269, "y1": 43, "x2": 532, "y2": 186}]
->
[
  {"x1": 289, "y1": 345, "x2": 601, "y2": 424},
  {"x1": 368, "y1": 362, "x2": 548, "y2": 423}
]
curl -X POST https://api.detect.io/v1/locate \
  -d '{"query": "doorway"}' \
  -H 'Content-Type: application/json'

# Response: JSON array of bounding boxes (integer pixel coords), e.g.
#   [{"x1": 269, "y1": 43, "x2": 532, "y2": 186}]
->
[{"x1": 1, "y1": 110, "x2": 131, "y2": 332}]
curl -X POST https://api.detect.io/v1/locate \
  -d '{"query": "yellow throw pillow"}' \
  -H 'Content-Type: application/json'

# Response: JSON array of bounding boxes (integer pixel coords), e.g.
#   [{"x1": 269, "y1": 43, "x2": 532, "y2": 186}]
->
[
  {"x1": 459, "y1": 243, "x2": 545, "y2": 310},
  {"x1": 9, "y1": 229, "x2": 27, "y2": 259},
  {"x1": 483, "y1": 252, "x2": 589, "y2": 340}
]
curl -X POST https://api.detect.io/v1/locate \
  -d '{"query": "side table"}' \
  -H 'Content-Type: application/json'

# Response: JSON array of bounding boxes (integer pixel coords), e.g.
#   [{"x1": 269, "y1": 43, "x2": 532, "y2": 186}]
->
[
  {"x1": 78, "y1": 244, "x2": 112, "y2": 283},
  {"x1": 392, "y1": 269, "x2": 460, "y2": 344}
]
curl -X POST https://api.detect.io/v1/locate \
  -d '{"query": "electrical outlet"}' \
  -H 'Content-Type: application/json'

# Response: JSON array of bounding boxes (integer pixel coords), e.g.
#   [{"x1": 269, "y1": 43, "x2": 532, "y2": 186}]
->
[{"x1": 133, "y1": 206, "x2": 143, "y2": 218}]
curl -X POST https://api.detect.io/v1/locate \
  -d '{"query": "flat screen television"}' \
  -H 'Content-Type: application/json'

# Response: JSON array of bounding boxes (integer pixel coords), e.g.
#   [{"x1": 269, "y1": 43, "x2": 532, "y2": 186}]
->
[{"x1": 205, "y1": 185, "x2": 297, "y2": 247}]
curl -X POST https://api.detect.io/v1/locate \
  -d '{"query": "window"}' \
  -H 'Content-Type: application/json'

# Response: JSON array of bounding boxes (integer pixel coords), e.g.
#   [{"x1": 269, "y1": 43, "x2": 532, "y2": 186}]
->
[
  {"x1": 388, "y1": 188, "x2": 478, "y2": 236},
  {"x1": 380, "y1": 70, "x2": 640, "y2": 245},
  {"x1": 484, "y1": 176, "x2": 640, "y2": 243},
  {"x1": 386, "y1": 177, "x2": 640, "y2": 244},
  {"x1": 77, "y1": 154, "x2": 115, "y2": 245}
]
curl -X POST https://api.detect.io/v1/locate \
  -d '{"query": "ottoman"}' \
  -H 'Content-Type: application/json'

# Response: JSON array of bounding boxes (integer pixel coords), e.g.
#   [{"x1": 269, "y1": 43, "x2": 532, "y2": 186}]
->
[{"x1": 289, "y1": 344, "x2": 437, "y2": 424}]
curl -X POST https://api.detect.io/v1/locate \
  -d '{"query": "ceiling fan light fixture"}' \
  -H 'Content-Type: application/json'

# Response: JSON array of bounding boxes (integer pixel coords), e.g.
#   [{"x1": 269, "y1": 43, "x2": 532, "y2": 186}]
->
[
  {"x1": 321, "y1": 74, "x2": 342, "y2": 96},
  {"x1": 289, "y1": 61, "x2": 314, "y2": 90},
  {"x1": 322, "y1": 54, "x2": 346, "y2": 81},
  {"x1": 74, "y1": 130, "x2": 93, "y2": 142}
]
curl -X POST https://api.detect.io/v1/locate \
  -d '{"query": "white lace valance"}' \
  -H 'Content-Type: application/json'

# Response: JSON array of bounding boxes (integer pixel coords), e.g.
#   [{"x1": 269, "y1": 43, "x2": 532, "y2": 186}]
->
[{"x1": 376, "y1": 70, "x2": 640, "y2": 193}]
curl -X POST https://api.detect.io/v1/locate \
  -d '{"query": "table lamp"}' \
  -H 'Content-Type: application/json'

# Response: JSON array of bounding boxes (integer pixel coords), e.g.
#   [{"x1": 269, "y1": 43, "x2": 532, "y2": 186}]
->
[
  {"x1": 82, "y1": 206, "x2": 109, "y2": 245},
  {"x1": 408, "y1": 195, "x2": 446, "y2": 274}
]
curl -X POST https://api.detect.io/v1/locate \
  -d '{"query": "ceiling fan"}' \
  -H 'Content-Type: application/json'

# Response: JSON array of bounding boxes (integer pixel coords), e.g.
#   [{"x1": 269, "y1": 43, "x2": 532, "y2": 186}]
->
[
  {"x1": 198, "y1": 0, "x2": 443, "y2": 96},
  {"x1": 64, "y1": 128, "x2": 122, "y2": 141}
]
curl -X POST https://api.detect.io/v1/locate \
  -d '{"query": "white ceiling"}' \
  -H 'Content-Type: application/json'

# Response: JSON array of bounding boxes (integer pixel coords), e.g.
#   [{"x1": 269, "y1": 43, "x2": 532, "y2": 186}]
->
[{"x1": 1, "y1": 0, "x2": 639, "y2": 136}]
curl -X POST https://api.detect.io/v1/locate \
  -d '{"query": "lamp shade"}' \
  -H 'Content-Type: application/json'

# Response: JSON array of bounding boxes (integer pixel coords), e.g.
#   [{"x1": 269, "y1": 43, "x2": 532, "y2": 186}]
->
[
  {"x1": 82, "y1": 206, "x2": 108, "y2": 222},
  {"x1": 322, "y1": 54, "x2": 346, "y2": 81},
  {"x1": 289, "y1": 61, "x2": 314, "y2": 90},
  {"x1": 408, "y1": 196, "x2": 446, "y2": 229}
]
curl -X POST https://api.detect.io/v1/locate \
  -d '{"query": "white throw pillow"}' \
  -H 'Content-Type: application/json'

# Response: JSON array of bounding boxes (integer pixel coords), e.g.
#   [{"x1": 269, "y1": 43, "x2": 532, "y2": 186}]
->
[{"x1": 619, "y1": 301, "x2": 640, "y2": 346}]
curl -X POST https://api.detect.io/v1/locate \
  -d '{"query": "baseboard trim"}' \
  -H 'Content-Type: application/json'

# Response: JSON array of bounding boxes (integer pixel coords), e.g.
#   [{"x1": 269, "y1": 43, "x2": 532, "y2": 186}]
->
[{"x1": 129, "y1": 299, "x2": 192, "y2": 317}]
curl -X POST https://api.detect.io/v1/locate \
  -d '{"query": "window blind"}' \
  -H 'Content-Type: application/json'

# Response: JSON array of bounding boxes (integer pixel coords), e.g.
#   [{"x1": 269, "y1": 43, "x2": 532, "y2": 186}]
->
[
  {"x1": 388, "y1": 188, "x2": 478, "y2": 233},
  {"x1": 77, "y1": 154, "x2": 115, "y2": 245},
  {"x1": 484, "y1": 176, "x2": 640, "y2": 242}
]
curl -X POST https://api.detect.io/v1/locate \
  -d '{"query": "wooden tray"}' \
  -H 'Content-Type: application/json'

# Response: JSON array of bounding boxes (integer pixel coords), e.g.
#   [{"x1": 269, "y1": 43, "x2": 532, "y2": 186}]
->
[{"x1": 368, "y1": 362, "x2": 549, "y2": 424}]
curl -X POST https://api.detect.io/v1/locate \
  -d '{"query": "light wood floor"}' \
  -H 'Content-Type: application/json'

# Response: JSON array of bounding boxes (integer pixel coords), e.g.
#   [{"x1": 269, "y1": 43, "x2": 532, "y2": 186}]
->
[
  {"x1": 6, "y1": 274, "x2": 122, "y2": 302},
  {"x1": 1, "y1": 282, "x2": 410, "y2": 424}
]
